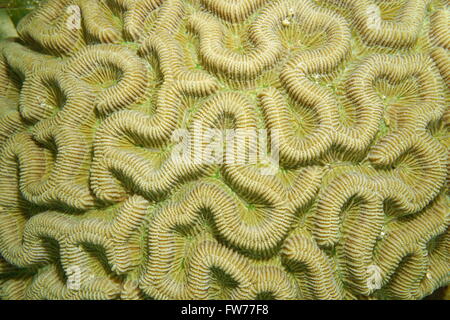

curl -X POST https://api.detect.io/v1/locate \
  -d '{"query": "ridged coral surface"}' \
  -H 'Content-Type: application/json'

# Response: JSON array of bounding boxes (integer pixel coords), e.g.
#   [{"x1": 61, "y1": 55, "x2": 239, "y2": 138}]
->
[{"x1": 0, "y1": 0, "x2": 449, "y2": 300}]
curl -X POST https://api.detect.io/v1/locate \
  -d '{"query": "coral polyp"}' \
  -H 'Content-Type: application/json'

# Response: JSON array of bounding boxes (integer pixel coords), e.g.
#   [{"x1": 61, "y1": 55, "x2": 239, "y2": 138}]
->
[{"x1": 0, "y1": 0, "x2": 448, "y2": 300}]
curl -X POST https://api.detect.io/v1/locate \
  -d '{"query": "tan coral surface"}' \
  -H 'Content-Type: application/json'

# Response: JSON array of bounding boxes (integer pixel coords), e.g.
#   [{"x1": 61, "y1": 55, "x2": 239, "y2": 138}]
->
[{"x1": 0, "y1": 0, "x2": 449, "y2": 300}]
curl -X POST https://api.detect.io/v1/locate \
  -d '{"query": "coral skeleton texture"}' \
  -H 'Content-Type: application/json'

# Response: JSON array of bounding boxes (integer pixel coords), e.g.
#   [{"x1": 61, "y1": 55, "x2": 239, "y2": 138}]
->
[{"x1": 0, "y1": 0, "x2": 449, "y2": 300}]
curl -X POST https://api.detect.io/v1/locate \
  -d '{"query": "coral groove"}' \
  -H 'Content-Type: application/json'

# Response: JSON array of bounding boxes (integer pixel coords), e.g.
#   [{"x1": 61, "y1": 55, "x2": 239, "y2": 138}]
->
[{"x1": 0, "y1": 0, "x2": 448, "y2": 300}]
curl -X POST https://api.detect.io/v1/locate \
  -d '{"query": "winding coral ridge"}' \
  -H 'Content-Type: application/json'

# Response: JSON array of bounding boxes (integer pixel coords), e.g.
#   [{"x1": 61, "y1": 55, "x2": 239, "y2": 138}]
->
[{"x1": 0, "y1": 0, "x2": 449, "y2": 300}]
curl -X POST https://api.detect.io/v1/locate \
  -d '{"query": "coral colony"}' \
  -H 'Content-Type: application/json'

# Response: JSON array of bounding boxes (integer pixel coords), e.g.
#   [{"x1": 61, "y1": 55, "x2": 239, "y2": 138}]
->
[{"x1": 0, "y1": 0, "x2": 448, "y2": 299}]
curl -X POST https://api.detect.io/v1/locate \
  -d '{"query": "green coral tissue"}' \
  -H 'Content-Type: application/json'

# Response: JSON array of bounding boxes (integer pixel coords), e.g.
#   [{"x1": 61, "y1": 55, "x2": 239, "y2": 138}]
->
[{"x1": 0, "y1": 0, "x2": 449, "y2": 300}]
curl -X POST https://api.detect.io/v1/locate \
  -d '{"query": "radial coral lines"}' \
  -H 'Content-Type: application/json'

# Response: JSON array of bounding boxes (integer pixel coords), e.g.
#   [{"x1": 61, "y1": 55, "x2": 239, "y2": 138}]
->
[
  {"x1": 24, "y1": 264, "x2": 122, "y2": 299},
  {"x1": 309, "y1": 52, "x2": 448, "y2": 295},
  {"x1": 91, "y1": 39, "x2": 219, "y2": 202},
  {"x1": 0, "y1": 64, "x2": 97, "y2": 209},
  {"x1": 312, "y1": 167, "x2": 448, "y2": 298},
  {"x1": 65, "y1": 44, "x2": 149, "y2": 115},
  {"x1": 0, "y1": 195, "x2": 147, "y2": 267},
  {"x1": 189, "y1": 0, "x2": 348, "y2": 80},
  {"x1": 429, "y1": 8, "x2": 450, "y2": 86},
  {"x1": 311, "y1": 81, "x2": 447, "y2": 297},
  {"x1": 15, "y1": 0, "x2": 174, "y2": 55},
  {"x1": 320, "y1": 0, "x2": 430, "y2": 48},
  {"x1": 0, "y1": 0, "x2": 448, "y2": 300},
  {"x1": 0, "y1": 195, "x2": 149, "y2": 299},
  {"x1": 16, "y1": 0, "x2": 86, "y2": 55},
  {"x1": 374, "y1": 194, "x2": 449, "y2": 299},
  {"x1": 77, "y1": 0, "x2": 123, "y2": 43},
  {"x1": 122, "y1": 0, "x2": 165, "y2": 42},
  {"x1": 141, "y1": 190, "x2": 299, "y2": 299},
  {"x1": 200, "y1": 0, "x2": 269, "y2": 23},
  {"x1": 282, "y1": 231, "x2": 345, "y2": 299},
  {"x1": 271, "y1": 53, "x2": 446, "y2": 167}
]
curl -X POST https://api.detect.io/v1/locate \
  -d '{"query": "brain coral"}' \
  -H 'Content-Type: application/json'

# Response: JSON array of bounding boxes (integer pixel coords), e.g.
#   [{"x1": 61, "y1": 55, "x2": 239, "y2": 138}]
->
[{"x1": 0, "y1": 0, "x2": 449, "y2": 300}]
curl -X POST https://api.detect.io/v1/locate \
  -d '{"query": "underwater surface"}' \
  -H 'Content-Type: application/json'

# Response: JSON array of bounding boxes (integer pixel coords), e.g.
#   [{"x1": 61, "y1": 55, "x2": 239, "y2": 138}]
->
[{"x1": 0, "y1": 0, "x2": 449, "y2": 300}]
